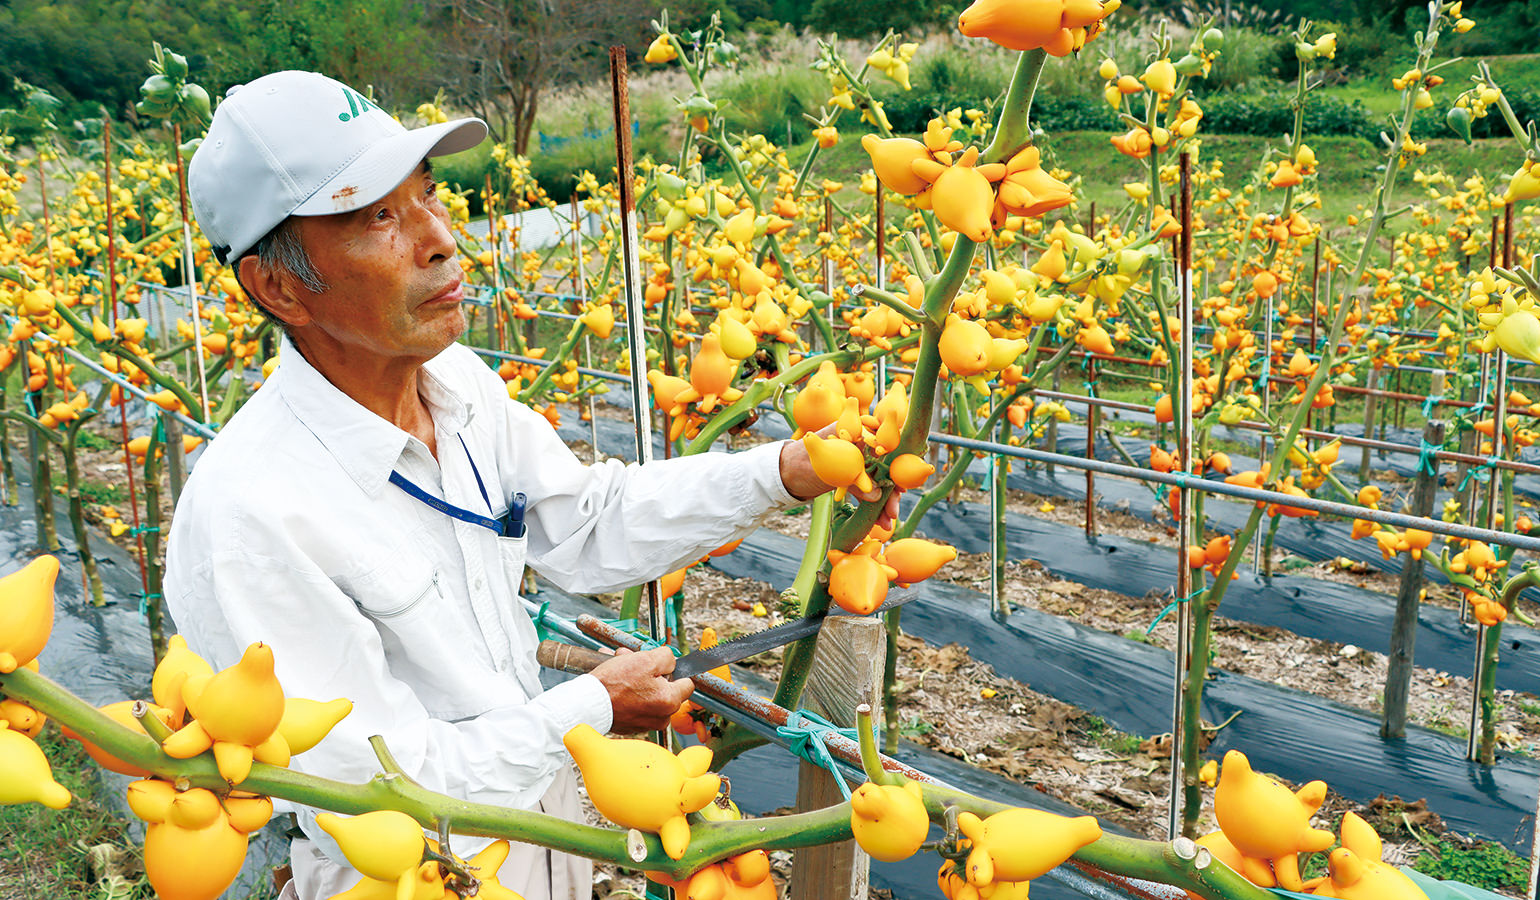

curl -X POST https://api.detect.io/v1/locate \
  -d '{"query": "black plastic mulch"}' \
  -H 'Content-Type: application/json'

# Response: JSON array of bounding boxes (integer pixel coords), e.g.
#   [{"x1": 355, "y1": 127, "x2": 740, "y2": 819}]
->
[{"x1": 705, "y1": 527, "x2": 1539, "y2": 851}]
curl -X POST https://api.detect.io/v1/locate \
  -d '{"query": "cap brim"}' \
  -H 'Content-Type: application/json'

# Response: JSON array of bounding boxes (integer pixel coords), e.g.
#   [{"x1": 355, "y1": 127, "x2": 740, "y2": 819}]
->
[{"x1": 291, "y1": 117, "x2": 488, "y2": 217}]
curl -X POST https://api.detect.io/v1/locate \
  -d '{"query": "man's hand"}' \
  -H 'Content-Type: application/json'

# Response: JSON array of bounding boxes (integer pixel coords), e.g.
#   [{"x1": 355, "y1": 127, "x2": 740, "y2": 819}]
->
[
  {"x1": 778, "y1": 437, "x2": 903, "y2": 532},
  {"x1": 589, "y1": 647, "x2": 694, "y2": 734}
]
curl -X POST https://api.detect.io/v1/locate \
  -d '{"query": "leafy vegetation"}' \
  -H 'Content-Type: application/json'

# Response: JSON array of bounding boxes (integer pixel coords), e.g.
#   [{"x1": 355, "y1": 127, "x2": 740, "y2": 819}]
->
[{"x1": 1413, "y1": 836, "x2": 1529, "y2": 894}]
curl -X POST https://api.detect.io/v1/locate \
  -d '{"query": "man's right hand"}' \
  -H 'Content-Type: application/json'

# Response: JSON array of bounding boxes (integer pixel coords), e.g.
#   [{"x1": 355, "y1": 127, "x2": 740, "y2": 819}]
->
[{"x1": 589, "y1": 646, "x2": 695, "y2": 734}]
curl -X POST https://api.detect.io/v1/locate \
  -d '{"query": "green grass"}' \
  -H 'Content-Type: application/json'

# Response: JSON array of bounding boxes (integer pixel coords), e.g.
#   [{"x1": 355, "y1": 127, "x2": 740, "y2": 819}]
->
[
  {"x1": 1413, "y1": 836, "x2": 1529, "y2": 894},
  {"x1": 51, "y1": 472, "x2": 124, "y2": 506},
  {"x1": 0, "y1": 729, "x2": 152, "y2": 899},
  {"x1": 1081, "y1": 714, "x2": 1143, "y2": 755}
]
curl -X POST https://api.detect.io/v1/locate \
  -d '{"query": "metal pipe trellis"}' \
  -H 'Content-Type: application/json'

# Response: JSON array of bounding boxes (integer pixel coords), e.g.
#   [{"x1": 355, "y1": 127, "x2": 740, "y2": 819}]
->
[
  {"x1": 929, "y1": 431, "x2": 1540, "y2": 554},
  {"x1": 540, "y1": 607, "x2": 1192, "y2": 900}
]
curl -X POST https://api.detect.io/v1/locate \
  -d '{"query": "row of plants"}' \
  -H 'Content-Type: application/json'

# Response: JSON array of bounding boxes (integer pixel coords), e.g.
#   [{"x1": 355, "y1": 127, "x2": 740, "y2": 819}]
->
[{"x1": 0, "y1": 1, "x2": 1538, "y2": 898}]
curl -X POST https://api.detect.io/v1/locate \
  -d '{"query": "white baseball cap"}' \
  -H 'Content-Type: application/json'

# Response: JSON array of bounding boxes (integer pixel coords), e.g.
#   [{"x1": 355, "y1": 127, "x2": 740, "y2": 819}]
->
[{"x1": 188, "y1": 71, "x2": 487, "y2": 264}]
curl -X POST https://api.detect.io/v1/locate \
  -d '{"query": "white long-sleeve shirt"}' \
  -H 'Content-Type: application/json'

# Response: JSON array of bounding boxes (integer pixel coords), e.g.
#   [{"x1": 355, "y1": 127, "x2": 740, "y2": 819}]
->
[{"x1": 164, "y1": 338, "x2": 796, "y2": 899}]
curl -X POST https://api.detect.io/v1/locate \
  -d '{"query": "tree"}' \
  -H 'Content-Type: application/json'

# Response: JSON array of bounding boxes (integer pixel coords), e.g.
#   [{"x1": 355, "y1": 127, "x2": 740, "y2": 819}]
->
[{"x1": 427, "y1": 0, "x2": 654, "y2": 156}]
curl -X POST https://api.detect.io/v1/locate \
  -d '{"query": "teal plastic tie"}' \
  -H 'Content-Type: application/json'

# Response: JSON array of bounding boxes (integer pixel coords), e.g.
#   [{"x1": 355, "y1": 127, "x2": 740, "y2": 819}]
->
[
  {"x1": 1147, "y1": 587, "x2": 1203, "y2": 637},
  {"x1": 1416, "y1": 438, "x2": 1442, "y2": 478},
  {"x1": 138, "y1": 591, "x2": 162, "y2": 617},
  {"x1": 1421, "y1": 393, "x2": 1443, "y2": 418},
  {"x1": 530, "y1": 600, "x2": 554, "y2": 641},
  {"x1": 1456, "y1": 455, "x2": 1500, "y2": 493},
  {"x1": 776, "y1": 709, "x2": 866, "y2": 800}
]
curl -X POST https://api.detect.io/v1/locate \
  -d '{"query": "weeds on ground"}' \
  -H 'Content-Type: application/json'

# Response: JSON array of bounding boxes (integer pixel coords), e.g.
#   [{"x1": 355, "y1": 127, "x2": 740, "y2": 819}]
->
[
  {"x1": 0, "y1": 729, "x2": 150, "y2": 900},
  {"x1": 1412, "y1": 836, "x2": 1528, "y2": 894},
  {"x1": 1081, "y1": 714, "x2": 1143, "y2": 755}
]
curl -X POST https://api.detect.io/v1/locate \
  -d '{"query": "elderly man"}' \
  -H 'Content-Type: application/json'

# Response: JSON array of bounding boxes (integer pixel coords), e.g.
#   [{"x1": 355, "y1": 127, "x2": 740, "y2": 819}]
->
[{"x1": 164, "y1": 71, "x2": 893, "y2": 900}]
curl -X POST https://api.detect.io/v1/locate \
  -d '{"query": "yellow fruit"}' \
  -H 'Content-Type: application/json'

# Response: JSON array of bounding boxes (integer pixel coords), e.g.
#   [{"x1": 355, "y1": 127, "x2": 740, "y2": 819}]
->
[
  {"x1": 929, "y1": 165, "x2": 995, "y2": 243},
  {"x1": 1312, "y1": 812, "x2": 1428, "y2": 900},
  {"x1": 849, "y1": 781, "x2": 929, "y2": 862},
  {"x1": 0, "y1": 721, "x2": 70, "y2": 809},
  {"x1": 126, "y1": 778, "x2": 177, "y2": 824},
  {"x1": 1213, "y1": 749, "x2": 1334, "y2": 891},
  {"x1": 861, "y1": 134, "x2": 931, "y2": 195},
  {"x1": 317, "y1": 810, "x2": 427, "y2": 882},
  {"x1": 676, "y1": 333, "x2": 744, "y2": 414},
  {"x1": 332, "y1": 860, "x2": 449, "y2": 900},
  {"x1": 167, "y1": 787, "x2": 222, "y2": 830},
  {"x1": 1495, "y1": 310, "x2": 1540, "y2": 364},
  {"x1": 802, "y1": 432, "x2": 872, "y2": 497},
  {"x1": 957, "y1": 807, "x2": 1103, "y2": 886},
  {"x1": 277, "y1": 697, "x2": 353, "y2": 755},
  {"x1": 0, "y1": 698, "x2": 44, "y2": 737},
  {"x1": 0, "y1": 555, "x2": 58, "y2": 674},
  {"x1": 939, "y1": 315, "x2": 992, "y2": 377},
  {"x1": 882, "y1": 539, "x2": 958, "y2": 585},
  {"x1": 183, "y1": 643, "x2": 286, "y2": 747},
  {"x1": 713, "y1": 311, "x2": 757, "y2": 360},
  {"x1": 143, "y1": 816, "x2": 249, "y2": 900},
  {"x1": 224, "y1": 794, "x2": 274, "y2": 834},
  {"x1": 563, "y1": 723, "x2": 720, "y2": 860},
  {"x1": 826, "y1": 549, "x2": 898, "y2": 615},
  {"x1": 579, "y1": 304, "x2": 615, "y2": 339},
  {"x1": 889, "y1": 453, "x2": 935, "y2": 490}
]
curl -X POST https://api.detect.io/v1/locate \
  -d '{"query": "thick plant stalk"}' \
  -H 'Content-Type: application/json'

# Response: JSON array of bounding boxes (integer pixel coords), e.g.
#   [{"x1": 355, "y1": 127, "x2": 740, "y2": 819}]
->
[
  {"x1": 62, "y1": 414, "x2": 105, "y2": 606},
  {"x1": 141, "y1": 418, "x2": 168, "y2": 664}
]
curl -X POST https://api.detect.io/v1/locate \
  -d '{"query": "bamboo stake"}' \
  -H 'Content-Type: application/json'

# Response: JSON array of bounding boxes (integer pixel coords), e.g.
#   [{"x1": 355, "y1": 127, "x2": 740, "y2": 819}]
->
[
  {"x1": 170, "y1": 124, "x2": 210, "y2": 421},
  {"x1": 485, "y1": 173, "x2": 500, "y2": 350},
  {"x1": 1469, "y1": 201, "x2": 1516, "y2": 763},
  {"x1": 1169, "y1": 151, "x2": 1194, "y2": 839},
  {"x1": 609, "y1": 47, "x2": 663, "y2": 653},
  {"x1": 572, "y1": 196, "x2": 599, "y2": 464}
]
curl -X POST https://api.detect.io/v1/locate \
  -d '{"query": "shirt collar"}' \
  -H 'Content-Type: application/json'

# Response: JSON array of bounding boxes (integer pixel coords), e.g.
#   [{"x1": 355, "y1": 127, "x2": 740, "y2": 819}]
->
[{"x1": 274, "y1": 337, "x2": 475, "y2": 495}]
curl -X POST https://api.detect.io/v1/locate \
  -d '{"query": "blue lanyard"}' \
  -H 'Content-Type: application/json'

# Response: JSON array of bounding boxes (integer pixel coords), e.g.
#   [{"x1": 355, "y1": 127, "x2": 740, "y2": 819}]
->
[{"x1": 389, "y1": 435, "x2": 504, "y2": 534}]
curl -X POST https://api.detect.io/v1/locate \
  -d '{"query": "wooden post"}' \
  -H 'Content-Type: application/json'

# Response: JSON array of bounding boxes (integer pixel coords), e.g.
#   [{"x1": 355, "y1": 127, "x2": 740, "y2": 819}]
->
[
  {"x1": 1358, "y1": 365, "x2": 1378, "y2": 482},
  {"x1": 790, "y1": 617, "x2": 885, "y2": 900},
  {"x1": 1382, "y1": 419, "x2": 1444, "y2": 739}
]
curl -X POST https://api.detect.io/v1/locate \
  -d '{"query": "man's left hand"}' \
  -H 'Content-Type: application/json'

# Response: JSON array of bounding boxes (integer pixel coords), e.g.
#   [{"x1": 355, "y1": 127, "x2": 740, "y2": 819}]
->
[{"x1": 778, "y1": 438, "x2": 903, "y2": 532}]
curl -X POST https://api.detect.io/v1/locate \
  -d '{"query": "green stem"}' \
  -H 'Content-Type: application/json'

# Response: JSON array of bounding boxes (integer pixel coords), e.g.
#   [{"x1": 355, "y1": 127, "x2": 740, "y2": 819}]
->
[
  {"x1": 982, "y1": 50, "x2": 1049, "y2": 164},
  {"x1": 0, "y1": 665, "x2": 851, "y2": 877}
]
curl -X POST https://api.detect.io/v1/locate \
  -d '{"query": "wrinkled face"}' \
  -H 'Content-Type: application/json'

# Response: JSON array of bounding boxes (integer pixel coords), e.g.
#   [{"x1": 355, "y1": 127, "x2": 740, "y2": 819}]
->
[{"x1": 290, "y1": 162, "x2": 466, "y2": 365}]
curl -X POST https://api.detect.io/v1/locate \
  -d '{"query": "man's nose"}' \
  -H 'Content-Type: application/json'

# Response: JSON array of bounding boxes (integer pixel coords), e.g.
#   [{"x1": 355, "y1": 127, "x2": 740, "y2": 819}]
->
[{"x1": 411, "y1": 199, "x2": 457, "y2": 266}]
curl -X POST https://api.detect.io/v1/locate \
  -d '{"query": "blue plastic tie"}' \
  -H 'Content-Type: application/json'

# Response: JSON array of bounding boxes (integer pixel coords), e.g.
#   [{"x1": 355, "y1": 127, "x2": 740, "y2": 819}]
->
[
  {"x1": 138, "y1": 591, "x2": 162, "y2": 618},
  {"x1": 1416, "y1": 438, "x2": 1442, "y2": 478},
  {"x1": 1421, "y1": 393, "x2": 1443, "y2": 418},
  {"x1": 775, "y1": 709, "x2": 869, "y2": 800},
  {"x1": 1147, "y1": 587, "x2": 1203, "y2": 636}
]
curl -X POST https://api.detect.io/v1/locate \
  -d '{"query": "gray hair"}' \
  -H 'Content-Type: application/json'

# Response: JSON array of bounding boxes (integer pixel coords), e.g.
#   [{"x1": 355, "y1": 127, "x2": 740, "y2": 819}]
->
[
  {"x1": 253, "y1": 217, "x2": 328, "y2": 295},
  {"x1": 234, "y1": 217, "x2": 326, "y2": 339}
]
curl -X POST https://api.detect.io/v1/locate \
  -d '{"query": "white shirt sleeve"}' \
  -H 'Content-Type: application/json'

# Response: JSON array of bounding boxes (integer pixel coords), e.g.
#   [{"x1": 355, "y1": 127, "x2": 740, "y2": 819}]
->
[
  {"x1": 168, "y1": 521, "x2": 612, "y2": 851},
  {"x1": 500, "y1": 401, "x2": 799, "y2": 594}
]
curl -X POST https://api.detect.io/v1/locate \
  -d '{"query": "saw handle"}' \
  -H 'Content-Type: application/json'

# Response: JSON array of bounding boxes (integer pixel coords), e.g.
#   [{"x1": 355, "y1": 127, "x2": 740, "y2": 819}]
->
[{"x1": 536, "y1": 640, "x2": 612, "y2": 674}]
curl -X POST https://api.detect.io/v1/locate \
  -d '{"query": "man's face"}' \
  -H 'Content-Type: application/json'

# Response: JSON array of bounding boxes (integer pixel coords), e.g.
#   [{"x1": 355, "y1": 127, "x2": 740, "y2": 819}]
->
[{"x1": 289, "y1": 163, "x2": 466, "y2": 365}]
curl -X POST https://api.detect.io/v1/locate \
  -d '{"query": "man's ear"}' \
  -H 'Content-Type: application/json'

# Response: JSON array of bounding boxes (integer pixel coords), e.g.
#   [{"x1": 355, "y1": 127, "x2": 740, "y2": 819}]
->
[{"x1": 239, "y1": 255, "x2": 313, "y2": 328}]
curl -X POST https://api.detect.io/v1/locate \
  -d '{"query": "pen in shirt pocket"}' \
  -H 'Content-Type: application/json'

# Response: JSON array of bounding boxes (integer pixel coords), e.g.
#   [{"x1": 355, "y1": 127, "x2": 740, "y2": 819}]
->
[{"x1": 502, "y1": 491, "x2": 528, "y2": 538}]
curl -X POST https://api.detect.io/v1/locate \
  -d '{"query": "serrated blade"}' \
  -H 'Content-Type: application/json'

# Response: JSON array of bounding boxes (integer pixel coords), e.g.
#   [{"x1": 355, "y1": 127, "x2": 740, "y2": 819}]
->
[{"x1": 671, "y1": 588, "x2": 918, "y2": 679}]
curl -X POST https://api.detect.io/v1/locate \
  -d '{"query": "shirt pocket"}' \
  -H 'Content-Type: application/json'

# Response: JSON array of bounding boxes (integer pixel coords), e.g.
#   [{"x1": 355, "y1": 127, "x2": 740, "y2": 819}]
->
[
  {"x1": 354, "y1": 560, "x2": 499, "y2": 719},
  {"x1": 497, "y1": 533, "x2": 528, "y2": 597}
]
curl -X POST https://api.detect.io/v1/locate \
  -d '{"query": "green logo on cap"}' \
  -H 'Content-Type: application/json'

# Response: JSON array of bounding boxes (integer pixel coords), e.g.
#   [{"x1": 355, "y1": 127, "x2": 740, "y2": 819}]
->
[{"x1": 337, "y1": 87, "x2": 381, "y2": 122}]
